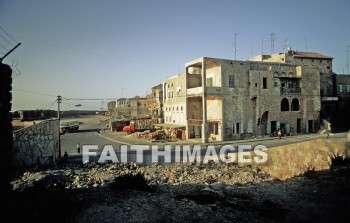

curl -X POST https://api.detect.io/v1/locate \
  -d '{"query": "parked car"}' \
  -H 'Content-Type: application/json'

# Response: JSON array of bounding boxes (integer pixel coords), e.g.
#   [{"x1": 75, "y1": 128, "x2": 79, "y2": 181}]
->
[{"x1": 60, "y1": 120, "x2": 79, "y2": 133}]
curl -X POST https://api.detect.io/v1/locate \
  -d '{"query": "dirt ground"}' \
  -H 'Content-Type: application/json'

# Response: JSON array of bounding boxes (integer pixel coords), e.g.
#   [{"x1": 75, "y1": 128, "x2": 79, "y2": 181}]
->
[{"x1": 5, "y1": 161, "x2": 350, "y2": 223}]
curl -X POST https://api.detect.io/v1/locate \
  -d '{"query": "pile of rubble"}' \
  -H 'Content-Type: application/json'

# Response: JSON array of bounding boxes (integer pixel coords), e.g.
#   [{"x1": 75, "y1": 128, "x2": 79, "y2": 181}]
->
[{"x1": 11, "y1": 162, "x2": 274, "y2": 191}]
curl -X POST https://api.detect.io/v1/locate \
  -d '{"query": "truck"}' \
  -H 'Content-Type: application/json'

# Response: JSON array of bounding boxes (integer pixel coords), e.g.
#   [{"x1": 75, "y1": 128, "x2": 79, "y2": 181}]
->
[
  {"x1": 60, "y1": 120, "x2": 79, "y2": 133},
  {"x1": 122, "y1": 121, "x2": 156, "y2": 134},
  {"x1": 111, "y1": 120, "x2": 130, "y2": 132}
]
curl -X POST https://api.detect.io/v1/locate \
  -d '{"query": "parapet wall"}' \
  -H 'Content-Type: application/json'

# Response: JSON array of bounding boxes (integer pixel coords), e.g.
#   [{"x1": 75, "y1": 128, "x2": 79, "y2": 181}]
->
[
  {"x1": 257, "y1": 139, "x2": 350, "y2": 180},
  {"x1": 12, "y1": 119, "x2": 59, "y2": 168}
]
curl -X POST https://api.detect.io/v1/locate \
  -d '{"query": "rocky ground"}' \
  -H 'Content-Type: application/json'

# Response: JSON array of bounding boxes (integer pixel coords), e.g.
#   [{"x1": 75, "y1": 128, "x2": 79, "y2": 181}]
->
[{"x1": 7, "y1": 161, "x2": 350, "y2": 222}]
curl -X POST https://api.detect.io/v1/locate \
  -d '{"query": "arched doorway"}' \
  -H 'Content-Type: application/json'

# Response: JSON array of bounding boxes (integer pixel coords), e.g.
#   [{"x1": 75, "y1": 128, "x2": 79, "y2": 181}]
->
[{"x1": 260, "y1": 111, "x2": 269, "y2": 135}]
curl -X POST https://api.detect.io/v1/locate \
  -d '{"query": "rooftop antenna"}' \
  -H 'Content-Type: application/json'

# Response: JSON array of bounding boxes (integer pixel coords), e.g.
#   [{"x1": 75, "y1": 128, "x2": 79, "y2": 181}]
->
[
  {"x1": 282, "y1": 39, "x2": 289, "y2": 51},
  {"x1": 259, "y1": 36, "x2": 265, "y2": 56},
  {"x1": 270, "y1": 33, "x2": 276, "y2": 54},
  {"x1": 121, "y1": 88, "x2": 126, "y2": 98},
  {"x1": 305, "y1": 37, "x2": 308, "y2": 52},
  {"x1": 347, "y1": 45, "x2": 349, "y2": 75},
  {"x1": 233, "y1": 33, "x2": 238, "y2": 60}
]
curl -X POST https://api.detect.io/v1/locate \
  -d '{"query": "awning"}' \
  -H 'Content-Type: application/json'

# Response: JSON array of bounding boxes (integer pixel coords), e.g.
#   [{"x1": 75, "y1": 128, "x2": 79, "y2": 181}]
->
[{"x1": 154, "y1": 123, "x2": 186, "y2": 129}]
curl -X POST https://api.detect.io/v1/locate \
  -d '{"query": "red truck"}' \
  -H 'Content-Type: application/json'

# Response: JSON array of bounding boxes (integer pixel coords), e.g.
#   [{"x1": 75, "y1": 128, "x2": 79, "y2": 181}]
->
[{"x1": 122, "y1": 121, "x2": 156, "y2": 134}]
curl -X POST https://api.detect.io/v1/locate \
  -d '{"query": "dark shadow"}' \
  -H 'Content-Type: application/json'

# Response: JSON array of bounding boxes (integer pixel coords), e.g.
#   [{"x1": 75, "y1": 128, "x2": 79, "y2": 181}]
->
[
  {"x1": 109, "y1": 173, "x2": 154, "y2": 192},
  {"x1": 69, "y1": 128, "x2": 99, "y2": 133}
]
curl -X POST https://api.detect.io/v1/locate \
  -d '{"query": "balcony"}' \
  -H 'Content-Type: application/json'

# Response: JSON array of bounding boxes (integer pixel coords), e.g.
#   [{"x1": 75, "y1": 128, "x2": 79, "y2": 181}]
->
[
  {"x1": 187, "y1": 87, "x2": 203, "y2": 97},
  {"x1": 281, "y1": 87, "x2": 301, "y2": 95}
]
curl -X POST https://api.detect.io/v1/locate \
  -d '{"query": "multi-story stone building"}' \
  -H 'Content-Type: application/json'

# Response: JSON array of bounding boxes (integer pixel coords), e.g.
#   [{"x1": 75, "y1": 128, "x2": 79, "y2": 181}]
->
[
  {"x1": 160, "y1": 74, "x2": 187, "y2": 139},
  {"x1": 145, "y1": 84, "x2": 163, "y2": 119},
  {"x1": 248, "y1": 48, "x2": 350, "y2": 130},
  {"x1": 163, "y1": 74, "x2": 186, "y2": 126},
  {"x1": 184, "y1": 57, "x2": 321, "y2": 142}
]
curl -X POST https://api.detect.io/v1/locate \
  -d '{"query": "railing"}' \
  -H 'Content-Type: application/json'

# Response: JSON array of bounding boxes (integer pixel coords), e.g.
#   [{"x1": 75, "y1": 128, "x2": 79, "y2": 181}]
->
[{"x1": 281, "y1": 87, "x2": 301, "y2": 94}]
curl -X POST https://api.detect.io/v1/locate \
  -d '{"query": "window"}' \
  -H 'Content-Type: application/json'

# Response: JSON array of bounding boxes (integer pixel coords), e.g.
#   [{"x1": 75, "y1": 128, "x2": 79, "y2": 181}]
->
[
  {"x1": 263, "y1": 78, "x2": 267, "y2": 89},
  {"x1": 255, "y1": 83, "x2": 257, "y2": 87},
  {"x1": 291, "y1": 98, "x2": 300, "y2": 111},
  {"x1": 339, "y1": 84, "x2": 343, "y2": 93},
  {"x1": 347, "y1": 85, "x2": 350, "y2": 93},
  {"x1": 229, "y1": 75, "x2": 235, "y2": 88},
  {"x1": 274, "y1": 82, "x2": 278, "y2": 87},
  {"x1": 281, "y1": 98, "x2": 289, "y2": 111},
  {"x1": 209, "y1": 122, "x2": 219, "y2": 135},
  {"x1": 236, "y1": 123, "x2": 240, "y2": 134}
]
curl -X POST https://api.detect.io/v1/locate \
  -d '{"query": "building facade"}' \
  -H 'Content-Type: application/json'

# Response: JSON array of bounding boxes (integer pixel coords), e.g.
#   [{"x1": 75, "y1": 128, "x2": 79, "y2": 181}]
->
[{"x1": 184, "y1": 57, "x2": 321, "y2": 142}]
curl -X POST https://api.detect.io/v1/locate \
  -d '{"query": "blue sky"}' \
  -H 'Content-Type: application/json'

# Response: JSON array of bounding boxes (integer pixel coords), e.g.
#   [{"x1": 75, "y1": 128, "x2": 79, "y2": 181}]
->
[{"x1": 1, "y1": 0, "x2": 349, "y2": 111}]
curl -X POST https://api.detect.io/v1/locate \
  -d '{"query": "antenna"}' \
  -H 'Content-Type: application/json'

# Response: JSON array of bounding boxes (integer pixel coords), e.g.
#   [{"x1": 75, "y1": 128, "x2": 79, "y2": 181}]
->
[
  {"x1": 259, "y1": 36, "x2": 268, "y2": 56},
  {"x1": 305, "y1": 37, "x2": 308, "y2": 52},
  {"x1": 347, "y1": 45, "x2": 349, "y2": 75},
  {"x1": 121, "y1": 88, "x2": 126, "y2": 98},
  {"x1": 282, "y1": 39, "x2": 289, "y2": 51},
  {"x1": 270, "y1": 33, "x2": 276, "y2": 54},
  {"x1": 233, "y1": 33, "x2": 238, "y2": 60}
]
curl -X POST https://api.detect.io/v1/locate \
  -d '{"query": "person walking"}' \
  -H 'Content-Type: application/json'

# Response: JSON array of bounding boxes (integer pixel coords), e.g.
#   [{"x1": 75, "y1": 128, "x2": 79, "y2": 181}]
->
[
  {"x1": 64, "y1": 151, "x2": 68, "y2": 161},
  {"x1": 77, "y1": 143, "x2": 80, "y2": 153},
  {"x1": 277, "y1": 126, "x2": 282, "y2": 139}
]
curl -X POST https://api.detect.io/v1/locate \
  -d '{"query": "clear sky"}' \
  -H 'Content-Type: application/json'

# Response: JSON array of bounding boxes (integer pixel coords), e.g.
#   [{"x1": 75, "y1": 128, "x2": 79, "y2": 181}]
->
[{"x1": 1, "y1": 0, "x2": 349, "y2": 111}]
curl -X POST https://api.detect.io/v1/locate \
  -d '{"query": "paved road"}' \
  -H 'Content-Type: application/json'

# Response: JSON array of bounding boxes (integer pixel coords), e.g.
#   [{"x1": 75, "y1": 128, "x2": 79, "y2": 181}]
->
[{"x1": 61, "y1": 121, "x2": 348, "y2": 165}]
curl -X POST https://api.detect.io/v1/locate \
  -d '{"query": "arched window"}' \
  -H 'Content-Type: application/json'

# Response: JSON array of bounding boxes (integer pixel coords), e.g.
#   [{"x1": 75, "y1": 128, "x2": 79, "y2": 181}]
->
[
  {"x1": 291, "y1": 98, "x2": 300, "y2": 111},
  {"x1": 281, "y1": 98, "x2": 289, "y2": 111}
]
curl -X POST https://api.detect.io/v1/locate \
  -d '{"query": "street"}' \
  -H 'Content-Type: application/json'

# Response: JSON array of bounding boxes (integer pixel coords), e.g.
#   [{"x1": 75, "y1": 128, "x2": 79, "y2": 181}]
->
[{"x1": 61, "y1": 119, "x2": 348, "y2": 165}]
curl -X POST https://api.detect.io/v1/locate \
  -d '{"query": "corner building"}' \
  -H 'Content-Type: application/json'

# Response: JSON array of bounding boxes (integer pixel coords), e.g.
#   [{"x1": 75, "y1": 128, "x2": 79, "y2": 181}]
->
[{"x1": 184, "y1": 57, "x2": 321, "y2": 143}]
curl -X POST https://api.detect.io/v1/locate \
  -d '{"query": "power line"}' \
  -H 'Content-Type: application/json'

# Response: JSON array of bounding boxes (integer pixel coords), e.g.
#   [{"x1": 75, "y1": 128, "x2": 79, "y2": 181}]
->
[
  {"x1": 64, "y1": 97, "x2": 116, "y2": 101},
  {"x1": 0, "y1": 43, "x2": 8, "y2": 51},
  {"x1": 0, "y1": 34, "x2": 12, "y2": 45},
  {"x1": 13, "y1": 88, "x2": 56, "y2": 97},
  {"x1": 0, "y1": 26, "x2": 18, "y2": 43}
]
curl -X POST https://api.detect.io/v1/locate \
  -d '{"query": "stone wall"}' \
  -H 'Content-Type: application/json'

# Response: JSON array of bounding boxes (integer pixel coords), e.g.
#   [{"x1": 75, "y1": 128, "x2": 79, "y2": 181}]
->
[
  {"x1": 0, "y1": 63, "x2": 13, "y2": 190},
  {"x1": 256, "y1": 139, "x2": 350, "y2": 180},
  {"x1": 12, "y1": 119, "x2": 59, "y2": 168}
]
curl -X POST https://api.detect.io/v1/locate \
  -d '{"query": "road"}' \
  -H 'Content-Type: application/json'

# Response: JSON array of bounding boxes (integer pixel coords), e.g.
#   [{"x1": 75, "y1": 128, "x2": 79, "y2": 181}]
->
[{"x1": 61, "y1": 121, "x2": 348, "y2": 165}]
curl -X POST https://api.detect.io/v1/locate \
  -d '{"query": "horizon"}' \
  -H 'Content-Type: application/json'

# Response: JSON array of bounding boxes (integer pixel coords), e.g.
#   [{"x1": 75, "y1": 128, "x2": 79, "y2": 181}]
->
[{"x1": 1, "y1": 0, "x2": 349, "y2": 111}]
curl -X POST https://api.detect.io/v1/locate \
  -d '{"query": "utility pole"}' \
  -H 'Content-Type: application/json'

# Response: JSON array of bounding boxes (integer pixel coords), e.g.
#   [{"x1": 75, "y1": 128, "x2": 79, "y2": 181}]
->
[{"x1": 57, "y1": 95, "x2": 62, "y2": 158}]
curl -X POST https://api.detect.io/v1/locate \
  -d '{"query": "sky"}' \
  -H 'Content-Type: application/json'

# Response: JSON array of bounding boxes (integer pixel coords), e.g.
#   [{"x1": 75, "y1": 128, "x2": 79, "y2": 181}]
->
[{"x1": 1, "y1": 0, "x2": 349, "y2": 111}]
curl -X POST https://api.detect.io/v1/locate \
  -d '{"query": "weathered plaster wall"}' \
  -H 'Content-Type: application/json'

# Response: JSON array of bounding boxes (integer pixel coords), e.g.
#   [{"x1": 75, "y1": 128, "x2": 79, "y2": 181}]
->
[{"x1": 12, "y1": 119, "x2": 59, "y2": 168}]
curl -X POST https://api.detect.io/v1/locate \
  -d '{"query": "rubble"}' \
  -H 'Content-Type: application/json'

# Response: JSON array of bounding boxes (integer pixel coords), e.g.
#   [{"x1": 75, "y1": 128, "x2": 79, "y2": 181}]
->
[{"x1": 10, "y1": 161, "x2": 274, "y2": 191}]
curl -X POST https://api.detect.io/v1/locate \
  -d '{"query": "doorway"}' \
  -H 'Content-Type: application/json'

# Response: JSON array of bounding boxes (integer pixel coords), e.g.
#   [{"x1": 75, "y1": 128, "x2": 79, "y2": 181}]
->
[
  {"x1": 297, "y1": 118, "x2": 301, "y2": 133},
  {"x1": 308, "y1": 120, "x2": 314, "y2": 133}
]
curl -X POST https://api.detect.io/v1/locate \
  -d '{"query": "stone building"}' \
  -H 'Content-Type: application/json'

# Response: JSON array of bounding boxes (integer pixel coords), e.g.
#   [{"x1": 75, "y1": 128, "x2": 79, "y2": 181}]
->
[
  {"x1": 145, "y1": 84, "x2": 163, "y2": 119},
  {"x1": 130, "y1": 96, "x2": 148, "y2": 117},
  {"x1": 161, "y1": 74, "x2": 187, "y2": 139},
  {"x1": 247, "y1": 48, "x2": 350, "y2": 130},
  {"x1": 248, "y1": 47, "x2": 333, "y2": 96},
  {"x1": 184, "y1": 57, "x2": 321, "y2": 142}
]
